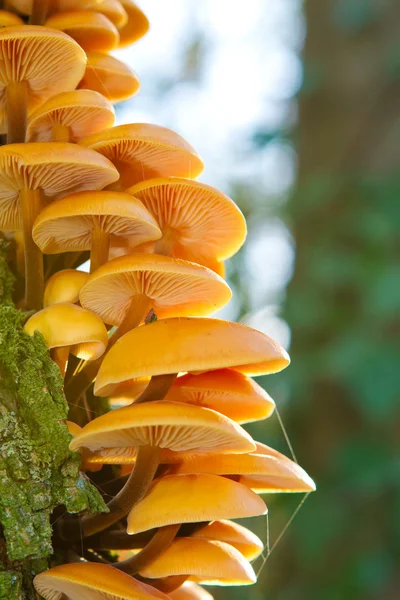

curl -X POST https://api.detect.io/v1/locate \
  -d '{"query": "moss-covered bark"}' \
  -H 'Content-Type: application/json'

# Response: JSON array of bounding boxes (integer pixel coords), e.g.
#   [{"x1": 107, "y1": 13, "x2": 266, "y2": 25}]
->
[{"x1": 0, "y1": 243, "x2": 107, "y2": 598}]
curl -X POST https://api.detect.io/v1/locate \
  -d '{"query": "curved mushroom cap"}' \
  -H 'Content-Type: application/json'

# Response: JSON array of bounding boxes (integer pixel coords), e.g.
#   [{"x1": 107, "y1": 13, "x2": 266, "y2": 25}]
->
[
  {"x1": 0, "y1": 143, "x2": 119, "y2": 231},
  {"x1": 66, "y1": 420, "x2": 103, "y2": 472},
  {"x1": 26, "y1": 90, "x2": 115, "y2": 143},
  {"x1": 80, "y1": 124, "x2": 204, "y2": 189},
  {"x1": 24, "y1": 303, "x2": 108, "y2": 361},
  {"x1": 0, "y1": 26, "x2": 86, "y2": 131},
  {"x1": 126, "y1": 177, "x2": 246, "y2": 263},
  {"x1": 34, "y1": 562, "x2": 171, "y2": 600},
  {"x1": 173, "y1": 449, "x2": 316, "y2": 493},
  {"x1": 118, "y1": 0, "x2": 149, "y2": 47},
  {"x1": 45, "y1": 11, "x2": 120, "y2": 52},
  {"x1": 69, "y1": 401, "x2": 256, "y2": 458},
  {"x1": 32, "y1": 191, "x2": 161, "y2": 254},
  {"x1": 94, "y1": 317, "x2": 290, "y2": 397},
  {"x1": 0, "y1": 10, "x2": 24, "y2": 26},
  {"x1": 192, "y1": 520, "x2": 263, "y2": 561},
  {"x1": 9, "y1": 0, "x2": 128, "y2": 27},
  {"x1": 169, "y1": 582, "x2": 214, "y2": 600},
  {"x1": 164, "y1": 369, "x2": 275, "y2": 424},
  {"x1": 79, "y1": 254, "x2": 231, "y2": 325},
  {"x1": 44, "y1": 269, "x2": 90, "y2": 306},
  {"x1": 139, "y1": 538, "x2": 256, "y2": 586},
  {"x1": 79, "y1": 51, "x2": 140, "y2": 103},
  {"x1": 127, "y1": 473, "x2": 267, "y2": 534}
]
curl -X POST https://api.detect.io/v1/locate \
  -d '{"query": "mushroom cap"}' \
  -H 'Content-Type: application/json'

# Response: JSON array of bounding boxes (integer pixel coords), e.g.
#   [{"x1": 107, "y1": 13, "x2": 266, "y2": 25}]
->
[
  {"x1": 0, "y1": 10, "x2": 24, "y2": 26},
  {"x1": 32, "y1": 191, "x2": 161, "y2": 254},
  {"x1": 139, "y1": 538, "x2": 256, "y2": 586},
  {"x1": 173, "y1": 449, "x2": 316, "y2": 493},
  {"x1": 126, "y1": 177, "x2": 246, "y2": 262},
  {"x1": 0, "y1": 143, "x2": 119, "y2": 231},
  {"x1": 169, "y1": 582, "x2": 214, "y2": 600},
  {"x1": 80, "y1": 124, "x2": 204, "y2": 188},
  {"x1": 127, "y1": 473, "x2": 267, "y2": 534},
  {"x1": 45, "y1": 11, "x2": 120, "y2": 53},
  {"x1": 118, "y1": 0, "x2": 149, "y2": 47},
  {"x1": 34, "y1": 562, "x2": 171, "y2": 600},
  {"x1": 192, "y1": 520, "x2": 264, "y2": 561},
  {"x1": 79, "y1": 51, "x2": 140, "y2": 102},
  {"x1": 79, "y1": 254, "x2": 231, "y2": 325},
  {"x1": 26, "y1": 90, "x2": 115, "y2": 143},
  {"x1": 44, "y1": 269, "x2": 90, "y2": 306},
  {"x1": 164, "y1": 369, "x2": 275, "y2": 424},
  {"x1": 9, "y1": 0, "x2": 128, "y2": 27},
  {"x1": 94, "y1": 317, "x2": 290, "y2": 397},
  {"x1": 0, "y1": 26, "x2": 86, "y2": 131},
  {"x1": 24, "y1": 303, "x2": 108, "y2": 361},
  {"x1": 69, "y1": 401, "x2": 256, "y2": 457}
]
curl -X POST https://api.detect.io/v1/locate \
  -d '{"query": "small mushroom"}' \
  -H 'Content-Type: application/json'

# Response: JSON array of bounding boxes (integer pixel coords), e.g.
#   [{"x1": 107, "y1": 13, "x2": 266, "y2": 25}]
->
[
  {"x1": 8, "y1": 0, "x2": 128, "y2": 27},
  {"x1": 169, "y1": 582, "x2": 214, "y2": 600},
  {"x1": 32, "y1": 190, "x2": 161, "y2": 273},
  {"x1": 191, "y1": 520, "x2": 264, "y2": 561},
  {"x1": 118, "y1": 0, "x2": 149, "y2": 47},
  {"x1": 0, "y1": 10, "x2": 24, "y2": 26},
  {"x1": 45, "y1": 11, "x2": 120, "y2": 52},
  {"x1": 79, "y1": 51, "x2": 140, "y2": 103},
  {"x1": 44, "y1": 269, "x2": 90, "y2": 306},
  {"x1": 26, "y1": 90, "x2": 115, "y2": 143},
  {"x1": 80, "y1": 124, "x2": 204, "y2": 190}
]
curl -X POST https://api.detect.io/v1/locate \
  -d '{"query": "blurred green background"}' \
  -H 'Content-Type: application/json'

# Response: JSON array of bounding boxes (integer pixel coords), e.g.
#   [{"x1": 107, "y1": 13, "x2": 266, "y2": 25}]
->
[{"x1": 118, "y1": 1, "x2": 400, "y2": 598}]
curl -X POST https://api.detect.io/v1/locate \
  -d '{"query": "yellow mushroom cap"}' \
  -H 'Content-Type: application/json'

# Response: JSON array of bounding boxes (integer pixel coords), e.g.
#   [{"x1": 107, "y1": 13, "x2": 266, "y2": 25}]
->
[
  {"x1": 44, "y1": 269, "x2": 90, "y2": 306},
  {"x1": 118, "y1": 0, "x2": 149, "y2": 47},
  {"x1": 26, "y1": 90, "x2": 115, "y2": 143},
  {"x1": 164, "y1": 369, "x2": 275, "y2": 424},
  {"x1": 0, "y1": 26, "x2": 86, "y2": 131},
  {"x1": 139, "y1": 538, "x2": 256, "y2": 586},
  {"x1": 79, "y1": 254, "x2": 231, "y2": 325},
  {"x1": 0, "y1": 143, "x2": 119, "y2": 231},
  {"x1": 32, "y1": 191, "x2": 161, "y2": 254},
  {"x1": 0, "y1": 10, "x2": 24, "y2": 26},
  {"x1": 45, "y1": 11, "x2": 120, "y2": 53},
  {"x1": 24, "y1": 303, "x2": 108, "y2": 361},
  {"x1": 127, "y1": 473, "x2": 267, "y2": 534},
  {"x1": 173, "y1": 449, "x2": 316, "y2": 494},
  {"x1": 9, "y1": 0, "x2": 128, "y2": 27},
  {"x1": 80, "y1": 124, "x2": 204, "y2": 189},
  {"x1": 94, "y1": 317, "x2": 290, "y2": 397},
  {"x1": 192, "y1": 520, "x2": 263, "y2": 561},
  {"x1": 126, "y1": 177, "x2": 246, "y2": 263},
  {"x1": 34, "y1": 562, "x2": 171, "y2": 600},
  {"x1": 69, "y1": 401, "x2": 256, "y2": 457},
  {"x1": 79, "y1": 51, "x2": 140, "y2": 103},
  {"x1": 169, "y1": 582, "x2": 214, "y2": 600}
]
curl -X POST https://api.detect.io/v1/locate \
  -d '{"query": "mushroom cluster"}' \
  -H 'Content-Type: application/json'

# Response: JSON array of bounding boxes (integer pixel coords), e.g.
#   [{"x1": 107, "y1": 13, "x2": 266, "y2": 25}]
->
[{"x1": 0, "y1": 3, "x2": 315, "y2": 598}]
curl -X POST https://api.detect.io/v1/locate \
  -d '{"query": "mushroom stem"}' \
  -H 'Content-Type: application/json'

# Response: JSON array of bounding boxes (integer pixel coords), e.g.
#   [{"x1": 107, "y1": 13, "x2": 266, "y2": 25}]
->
[
  {"x1": 135, "y1": 373, "x2": 178, "y2": 404},
  {"x1": 30, "y1": 0, "x2": 50, "y2": 24},
  {"x1": 110, "y1": 294, "x2": 152, "y2": 343},
  {"x1": 77, "y1": 445, "x2": 160, "y2": 538},
  {"x1": 6, "y1": 81, "x2": 27, "y2": 143},
  {"x1": 116, "y1": 524, "x2": 181, "y2": 574},
  {"x1": 87, "y1": 530, "x2": 153, "y2": 551},
  {"x1": 90, "y1": 228, "x2": 110, "y2": 273},
  {"x1": 144, "y1": 575, "x2": 189, "y2": 594},
  {"x1": 51, "y1": 346, "x2": 70, "y2": 377},
  {"x1": 154, "y1": 230, "x2": 175, "y2": 256},
  {"x1": 19, "y1": 188, "x2": 45, "y2": 310},
  {"x1": 51, "y1": 124, "x2": 70, "y2": 142}
]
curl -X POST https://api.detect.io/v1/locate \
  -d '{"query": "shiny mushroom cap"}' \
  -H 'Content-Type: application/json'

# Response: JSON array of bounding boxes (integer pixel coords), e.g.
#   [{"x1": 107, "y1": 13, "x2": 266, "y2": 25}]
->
[
  {"x1": 32, "y1": 191, "x2": 161, "y2": 254},
  {"x1": 69, "y1": 401, "x2": 256, "y2": 458},
  {"x1": 118, "y1": 0, "x2": 149, "y2": 47},
  {"x1": 139, "y1": 538, "x2": 256, "y2": 586},
  {"x1": 0, "y1": 143, "x2": 119, "y2": 231},
  {"x1": 79, "y1": 254, "x2": 231, "y2": 325},
  {"x1": 24, "y1": 303, "x2": 108, "y2": 361},
  {"x1": 0, "y1": 26, "x2": 86, "y2": 131},
  {"x1": 45, "y1": 11, "x2": 120, "y2": 52},
  {"x1": 44, "y1": 269, "x2": 90, "y2": 306},
  {"x1": 34, "y1": 562, "x2": 171, "y2": 600},
  {"x1": 80, "y1": 123, "x2": 204, "y2": 189},
  {"x1": 26, "y1": 90, "x2": 115, "y2": 143},
  {"x1": 164, "y1": 369, "x2": 275, "y2": 424},
  {"x1": 127, "y1": 473, "x2": 267, "y2": 534},
  {"x1": 127, "y1": 177, "x2": 246, "y2": 263},
  {"x1": 169, "y1": 582, "x2": 214, "y2": 600},
  {"x1": 94, "y1": 317, "x2": 290, "y2": 397},
  {"x1": 0, "y1": 10, "x2": 24, "y2": 26},
  {"x1": 192, "y1": 520, "x2": 264, "y2": 561},
  {"x1": 79, "y1": 51, "x2": 140, "y2": 103}
]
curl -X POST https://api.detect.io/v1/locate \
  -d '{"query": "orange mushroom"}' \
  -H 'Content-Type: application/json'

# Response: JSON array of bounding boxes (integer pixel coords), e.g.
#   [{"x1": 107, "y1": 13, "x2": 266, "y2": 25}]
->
[
  {"x1": 79, "y1": 51, "x2": 140, "y2": 103},
  {"x1": 191, "y1": 520, "x2": 264, "y2": 561},
  {"x1": 169, "y1": 583, "x2": 214, "y2": 600},
  {"x1": 80, "y1": 124, "x2": 204, "y2": 190},
  {"x1": 0, "y1": 10, "x2": 24, "y2": 26},
  {"x1": 45, "y1": 11, "x2": 120, "y2": 52},
  {"x1": 8, "y1": 0, "x2": 129, "y2": 27},
  {"x1": 118, "y1": 0, "x2": 149, "y2": 47}
]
